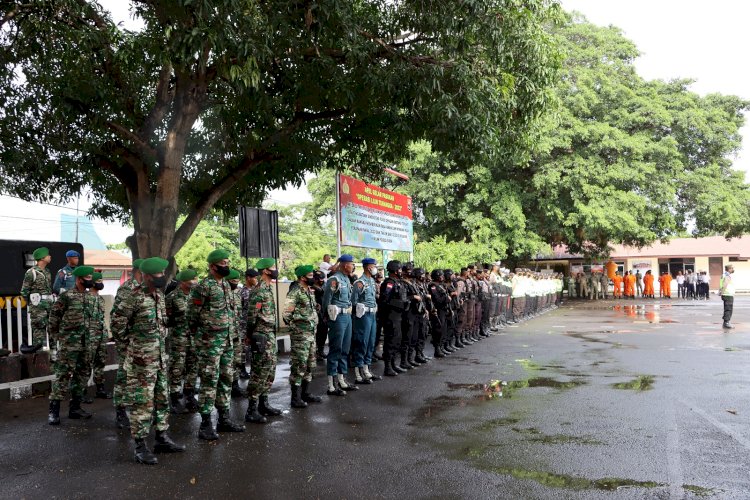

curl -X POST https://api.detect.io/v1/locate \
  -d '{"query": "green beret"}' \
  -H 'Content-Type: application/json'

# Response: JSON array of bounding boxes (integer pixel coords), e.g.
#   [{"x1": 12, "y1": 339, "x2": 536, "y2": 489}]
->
[
  {"x1": 295, "y1": 265, "x2": 314, "y2": 278},
  {"x1": 73, "y1": 266, "x2": 95, "y2": 277},
  {"x1": 33, "y1": 247, "x2": 49, "y2": 260},
  {"x1": 175, "y1": 269, "x2": 198, "y2": 281},
  {"x1": 227, "y1": 268, "x2": 241, "y2": 280},
  {"x1": 132, "y1": 258, "x2": 145, "y2": 270},
  {"x1": 255, "y1": 257, "x2": 276, "y2": 270},
  {"x1": 93, "y1": 272, "x2": 103, "y2": 281},
  {"x1": 207, "y1": 249, "x2": 230, "y2": 264},
  {"x1": 139, "y1": 257, "x2": 169, "y2": 275}
]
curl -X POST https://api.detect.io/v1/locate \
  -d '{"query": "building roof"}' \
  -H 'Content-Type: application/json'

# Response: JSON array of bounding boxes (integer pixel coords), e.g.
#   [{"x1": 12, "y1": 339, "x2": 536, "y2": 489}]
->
[
  {"x1": 609, "y1": 236, "x2": 750, "y2": 259},
  {"x1": 84, "y1": 249, "x2": 132, "y2": 268}
]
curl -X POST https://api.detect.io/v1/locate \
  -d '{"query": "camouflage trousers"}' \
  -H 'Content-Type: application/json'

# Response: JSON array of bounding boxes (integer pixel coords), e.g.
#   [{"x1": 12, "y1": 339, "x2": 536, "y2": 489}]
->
[
  {"x1": 248, "y1": 330, "x2": 277, "y2": 400},
  {"x1": 29, "y1": 301, "x2": 52, "y2": 347},
  {"x1": 87, "y1": 329, "x2": 108, "y2": 386},
  {"x1": 124, "y1": 352, "x2": 169, "y2": 439},
  {"x1": 113, "y1": 341, "x2": 129, "y2": 407},
  {"x1": 231, "y1": 336, "x2": 243, "y2": 383},
  {"x1": 49, "y1": 337, "x2": 88, "y2": 401},
  {"x1": 197, "y1": 328, "x2": 233, "y2": 414},
  {"x1": 168, "y1": 327, "x2": 199, "y2": 394},
  {"x1": 289, "y1": 329, "x2": 316, "y2": 385}
]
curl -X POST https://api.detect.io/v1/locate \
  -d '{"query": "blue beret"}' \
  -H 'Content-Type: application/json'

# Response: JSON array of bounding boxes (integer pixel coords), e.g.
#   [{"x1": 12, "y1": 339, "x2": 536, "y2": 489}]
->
[
  {"x1": 362, "y1": 258, "x2": 377, "y2": 265},
  {"x1": 338, "y1": 254, "x2": 354, "y2": 263},
  {"x1": 65, "y1": 250, "x2": 80, "y2": 258}
]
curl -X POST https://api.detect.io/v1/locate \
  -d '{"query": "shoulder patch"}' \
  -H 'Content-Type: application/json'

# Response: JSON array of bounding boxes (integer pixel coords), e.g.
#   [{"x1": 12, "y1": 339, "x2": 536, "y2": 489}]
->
[
  {"x1": 386, "y1": 283, "x2": 393, "y2": 289},
  {"x1": 256, "y1": 302, "x2": 263, "y2": 309}
]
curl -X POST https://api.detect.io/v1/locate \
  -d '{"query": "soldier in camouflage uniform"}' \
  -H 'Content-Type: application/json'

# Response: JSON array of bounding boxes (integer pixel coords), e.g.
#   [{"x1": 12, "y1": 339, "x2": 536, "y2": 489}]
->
[
  {"x1": 165, "y1": 269, "x2": 198, "y2": 414},
  {"x1": 245, "y1": 257, "x2": 281, "y2": 424},
  {"x1": 86, "y1": 271, "x2": 111, "y2": 400},
  {"x1": 227, "y1": 268, "x2": 245, "y2": 398},
  {"x1": 47, "y1": 265, "x2": 96, "y2": 425},
  {"x1": 111, "y1": 258, "x2": 144, "y2": 429},
  {"x1": 20, "y1": 246, "x2": 53, "y2": 352},
  {"x1": 283, "y1": 265, "x2": 322, "y2": 409},
  {"x1": 239, "y1": 268, "x2": 259, "y2": 373},
  {"x1": 189, "y1": 249, "x2": 245, "y2": 440},
  {"x1": 111, "y1": 257, "x2": 184, "y2": 465}
]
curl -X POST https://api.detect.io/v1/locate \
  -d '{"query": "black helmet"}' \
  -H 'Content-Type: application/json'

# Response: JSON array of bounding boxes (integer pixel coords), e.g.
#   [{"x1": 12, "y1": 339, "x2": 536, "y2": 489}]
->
[
  {"x1": 431, "y1": 269, "x2": 443, "y2": 281},
  {"x1": 443, "y1": 269, "x2": 454, "y2": 279},
  {"x1": 412, "y1": 267, "x2": 425, "y2": 279},
  {"x1": 386, "y1": 260, "x2": 402, "y2": 273}
]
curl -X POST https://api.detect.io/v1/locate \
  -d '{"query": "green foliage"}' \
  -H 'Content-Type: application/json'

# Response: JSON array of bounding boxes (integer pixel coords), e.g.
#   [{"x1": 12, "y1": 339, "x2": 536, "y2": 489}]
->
[
  {"x1": 413, "y1": 235, "x2": 502, "y2": 271},
  {"x1": 173, "y1": 213, "x2": 241, "y2": 277}
]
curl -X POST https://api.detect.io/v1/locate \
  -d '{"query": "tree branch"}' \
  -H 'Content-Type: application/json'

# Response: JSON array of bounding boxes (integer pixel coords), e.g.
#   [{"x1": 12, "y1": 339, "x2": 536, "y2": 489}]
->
[
  {"x1": 139, "y1": 63, "x2": 174, "y2": 139},
  {"x1": 106, "y1": 121, "x2": 158, "y2": 160}
]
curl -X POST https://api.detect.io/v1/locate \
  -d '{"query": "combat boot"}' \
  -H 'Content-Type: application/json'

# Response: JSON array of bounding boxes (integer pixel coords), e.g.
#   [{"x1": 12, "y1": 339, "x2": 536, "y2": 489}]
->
[
  {"x1": 383, "y1": 356, "x2": 398, "y2": 377},
  {"x1": 407, "y1": 348, "x2": 420, "y2": 368},
  {"x1": 327, "y1": 375, "x2": 346, "y2": 395},
  {"x1": 95, "y1": 383, "x2": 112, "y2": 399},
  {"x1": 258, "y1": 395, "x2": 283, "y2": 416},
  {"x1": 291, "y1": 384, "x2": 308, "y2": 408},
  {"x1": 392, "y1": 357, "x2": 406, "y2": 373},
  {"x1": 301, "y1": 379, "x2": 323, "y2": 402},
  {"x1": 399, "y1": 351, "x2": 412, "y2": 371},
  {"x1": 217, "y1": 408, "x2": 246, "y2": 432},
  {"x1": 364, "y1": 365, "x2": 381, "y2": 381},
  {"x1": 337, "y1": 373, "x2": 359, "y2": 391},
  {"x1": 433, "y1": 345, "x2": 445, "y2": 358},
  {"x1": 170, "y1": 392, "x2": 185, "y2": 415},
  {"x1": 245, "y1": 399, "x2": 268, "y2": 423},
  {"x1": 134, "y1": 438, "x2": 158, "y2": 465},
  {"x1": 231, "y1": 380, "x2": 245, "y2": 398},
  {"x1": 115, "y1": 406, "x2": 130, "y2": 429},
  {"x1": 354, "y1": 366, "x2": 372, "y2": 384},
  {"x1": 198, "y1": 412, "x2": 220, "y2": 439},
  {"x1": 154, "y1": 430, "x2": 185, "y2": 453},
  {"x1": 183, "y1": 388, "x2": 199, "y2": 413},
  {"x1": 81, "y1": 391, "x2": 94, "y2": 404},
  {"x1": 48, "y1": 400, "x2": 61, "y2": 425},
  {"x1": 415, "y1": 349, "x2": 429, "y2": 364},
  {"x1": 68, "y1": 397, "x2": 92, "y2": 420}
]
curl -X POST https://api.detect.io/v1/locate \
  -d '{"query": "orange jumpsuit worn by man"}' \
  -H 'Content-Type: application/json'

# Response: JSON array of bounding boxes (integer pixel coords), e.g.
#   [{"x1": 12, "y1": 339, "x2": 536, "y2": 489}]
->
[{"x1": 643, "y1": 271, "x2": 655, "y2": 298}]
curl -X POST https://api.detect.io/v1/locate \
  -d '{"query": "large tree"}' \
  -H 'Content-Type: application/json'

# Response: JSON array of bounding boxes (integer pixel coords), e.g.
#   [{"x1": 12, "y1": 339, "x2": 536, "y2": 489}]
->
[
  {"x1": 0, "y1": 0, "x2": 560, "y2": 261},
  {"x1": 396, "y1": 12, "x2": 750, "y2": 258}
]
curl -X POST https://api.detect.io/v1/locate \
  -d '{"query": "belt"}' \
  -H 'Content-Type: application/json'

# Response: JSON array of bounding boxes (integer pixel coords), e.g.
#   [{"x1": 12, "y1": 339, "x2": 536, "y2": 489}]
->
[
  {"x1": 41, "y1": 294, "x2": 54, "y2": 300},
  {"x1": 364, "y1": 307, "x2": 377, "y2": 313},
  {"x1": 335, "y1": 306, "x2": 353, "y2": 315}
]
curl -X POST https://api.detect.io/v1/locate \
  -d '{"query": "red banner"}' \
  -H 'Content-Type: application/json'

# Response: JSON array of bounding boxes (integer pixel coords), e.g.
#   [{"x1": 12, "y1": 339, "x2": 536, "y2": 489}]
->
[{"x1": 338, "y1": 174, "x2": 412, "y2": 219}]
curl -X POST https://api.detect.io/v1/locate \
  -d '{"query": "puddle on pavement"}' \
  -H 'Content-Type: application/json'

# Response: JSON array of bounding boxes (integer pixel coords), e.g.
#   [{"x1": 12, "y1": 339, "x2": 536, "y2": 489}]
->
[
  {"x1": 478, "y1": 465, "x2": 665, "y2": 492},
  {"x1": 611, "y1": 375, "x2": 655, "y2": 391},
  {"x1": 682, "y1": 484, "x2": 720, "y2": 497}
]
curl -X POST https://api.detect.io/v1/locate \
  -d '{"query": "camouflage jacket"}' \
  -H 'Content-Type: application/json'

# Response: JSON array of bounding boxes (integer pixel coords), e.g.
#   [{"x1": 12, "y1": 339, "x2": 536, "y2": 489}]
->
[
  {"x1": 89, "y1": 294, "x2": 106, "y2": 339},
  {"x1": 110, "y1": 285, "x2": 168, "y2": 365},
  {"x1": 48, "y1": 288, "x2": 95, "y2": 345},
  {"x1": 232, "y1": 287, "x2": 242, "y2": 338},
  {"x1": 20, "y1": 265, "x2": 52, "y2": 301},
  {"x1": 282, "y1": 284, "x2": 317, "y2": 334},
  {"x1": 238, "y1": 285, "x2": 256, "y2": 338},
  {"x1": 111, "y1": 278, "x2": 139, "y2": 343},
  {"x1": 247, "y1": 280, "x2": 276, "y2": 334},
  {"x1": 166, "y1": 286, "x2": 190, "y2": 334},
  {"x1": 188, "y1": 276, "x2": 235, "y2": 332}
]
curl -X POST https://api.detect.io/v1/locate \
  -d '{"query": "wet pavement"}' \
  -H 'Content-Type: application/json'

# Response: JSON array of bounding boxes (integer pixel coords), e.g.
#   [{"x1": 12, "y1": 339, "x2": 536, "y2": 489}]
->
[{"x1": 2, "y1": 297, "x2": 749, "y2": 499}]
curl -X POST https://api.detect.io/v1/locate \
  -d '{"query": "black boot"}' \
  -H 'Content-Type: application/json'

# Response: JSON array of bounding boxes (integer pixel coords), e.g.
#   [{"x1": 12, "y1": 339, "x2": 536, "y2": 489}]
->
[
  {"x1": 291, "y1": 384, "x2": 308, "y2": 408},
  {"x1": 231, "y1": 380, "x2": 245, "y2": 398},
  {"x1": 115, "y1": 406, "x2": 130, "y2": 429},
  {"x1": 134, "y1": 438, "x2": 158, "y2": 465},
  {"x1": 184, "y1": 388, "x2": 199, "y2": 413},
  {"x1": 198, "y1": 412, "x2": 219, "y2": 440},
  {"x1": 154, "y1": 430, "x2": 186, "y2": 453},
  {"x1": 95, "y1": 383, "x2": 112, "y2": 399},
  {"x1": 407, "y1": 349, "x2": 420, "y2": 368},
  {"x1": 326, "y1": 375, "x2": 346, "y2": 396},
  {"x1": 245, "y1": 399, "x2": 267, "y2": 423},
  {"x1": 415, "y1": 349, "x2": 429, "y2": 364},
  {"x1": 258, "y1": 395, "x2": 282, "y2": 416},
  {"x1": 399, "y1": 351, "x2": 412, "y2": 370},
  {"x1": 392, "y1": 356, "x2": 407, "y2": 373},
  {"x1": 48, "y1": 400, "x2": 61, "y2": 425},
  {"x1": 383, "y1": 356, "x2": 398, "y2": 376},
  {"x1": 170, "y1": 392, "x2": 185, "y2": 415},
  {"x1": 217, "y1": 408, "x2": 246, "y2": 432},
  {"x1": 433, "y1": 345, "x2": 445, "y2": 358},
  {"x1": 68, "y1": 397, "x2": 92, "y2": 419},
  {"x1": 301, "y1": 380, "x2": 323, "y2": 403},
  {"x1": 366, "y1": 366, "x2": 382, "y2": 381}
]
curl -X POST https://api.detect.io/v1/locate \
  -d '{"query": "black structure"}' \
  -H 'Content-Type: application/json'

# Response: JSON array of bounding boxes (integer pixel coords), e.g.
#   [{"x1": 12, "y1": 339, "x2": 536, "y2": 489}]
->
[
  {"x1": 0, "y1": 240, "x2": 84, "y2": 296},
  {"x1": 239, "y1": 207, "x2": 279, "y2": 259}
]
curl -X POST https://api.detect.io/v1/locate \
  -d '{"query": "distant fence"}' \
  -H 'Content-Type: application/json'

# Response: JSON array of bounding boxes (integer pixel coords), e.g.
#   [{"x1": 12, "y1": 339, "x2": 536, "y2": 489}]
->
[{"x1": 0, "y1": 296, "x2": 34, "y2": 352}]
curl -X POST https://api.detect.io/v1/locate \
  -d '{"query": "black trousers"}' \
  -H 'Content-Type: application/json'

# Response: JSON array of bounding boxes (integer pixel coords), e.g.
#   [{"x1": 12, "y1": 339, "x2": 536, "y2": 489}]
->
[
  {"x1": 316, "y1": 315, "x2": 328, "y2": 353},
  {"x1": 383, "y1": 310, "x2": 404, "y2": 359},
  {"x1": 722, "y1": 296, "x2": 734, "y2": 323}
]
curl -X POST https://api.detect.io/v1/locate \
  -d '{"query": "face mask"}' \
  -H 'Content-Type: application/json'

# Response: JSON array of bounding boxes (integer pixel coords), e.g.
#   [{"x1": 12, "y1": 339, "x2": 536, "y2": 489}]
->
[
  {"x1": 305, "y1": 276, "x2": 315, "y2": 286},
  {"x1": 82, "y1": 279, "x2": 94, "y2": 289},
  {"x1": 94, "y1": 282, "x2": 104, "y2": 291},
  {"x1": 267, "y1": 269, "x2": 279, "y2": 279},
  {"x1": 229, "y1": 282, "x2": 238, "y2": 290},
  {"x1": 214, "y1": 265, "x2": 231, "y2": 277},
  {"x1": 150, "y1": 276, "x2": 167, "y2": 289}
]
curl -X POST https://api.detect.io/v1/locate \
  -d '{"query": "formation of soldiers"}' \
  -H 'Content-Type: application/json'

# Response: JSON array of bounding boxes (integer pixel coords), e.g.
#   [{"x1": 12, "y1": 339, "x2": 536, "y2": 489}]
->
[{"x1": 22, "y1": 246, "x2": 563, "y2": 466}]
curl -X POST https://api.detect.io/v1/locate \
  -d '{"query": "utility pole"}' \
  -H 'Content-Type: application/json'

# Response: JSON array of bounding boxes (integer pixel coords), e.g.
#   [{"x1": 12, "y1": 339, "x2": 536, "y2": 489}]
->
[{"x1": 74, "y1": 196, "x2": 80, "y2": 243}]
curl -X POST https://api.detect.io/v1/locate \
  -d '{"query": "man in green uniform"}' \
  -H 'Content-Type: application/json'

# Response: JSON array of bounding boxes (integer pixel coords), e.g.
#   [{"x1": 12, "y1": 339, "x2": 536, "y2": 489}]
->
[
  {"x1": 111, "y1": 257, "x2": 185, "y2": 465},
  {"x1": 86, "y1": 271, "x2": 111, "y2": 400},
  {"x1": 189, "y1": 249, "x2": 245, "y2": 440},
  {"x1": 283, "y1": 265, "x2": 322, "y2": 409},
  {"x1": 20, "y1": 246, "x2": 54, "y2": 353},
  {"x1": 112, "y1": 258, "x2": 144, "y2": 429},
  {"x1": 227, "y1": 268, "x2": 245, "y2": 398},
  {"x1": 166, "y1": 269, "x2": 198, "y2": 413},
  {"x1": 245, "y1": 257, "x2": 281, "y2": 424},
  {"x1": 47, "y1": 265, "x2": 96, "y2": 425}
]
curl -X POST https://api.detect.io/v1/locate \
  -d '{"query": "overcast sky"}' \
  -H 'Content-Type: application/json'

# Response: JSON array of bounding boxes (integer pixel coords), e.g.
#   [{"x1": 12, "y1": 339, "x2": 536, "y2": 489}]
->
[{"x1": 2, "y1": 0, "x2": 747, "y2": 244}]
